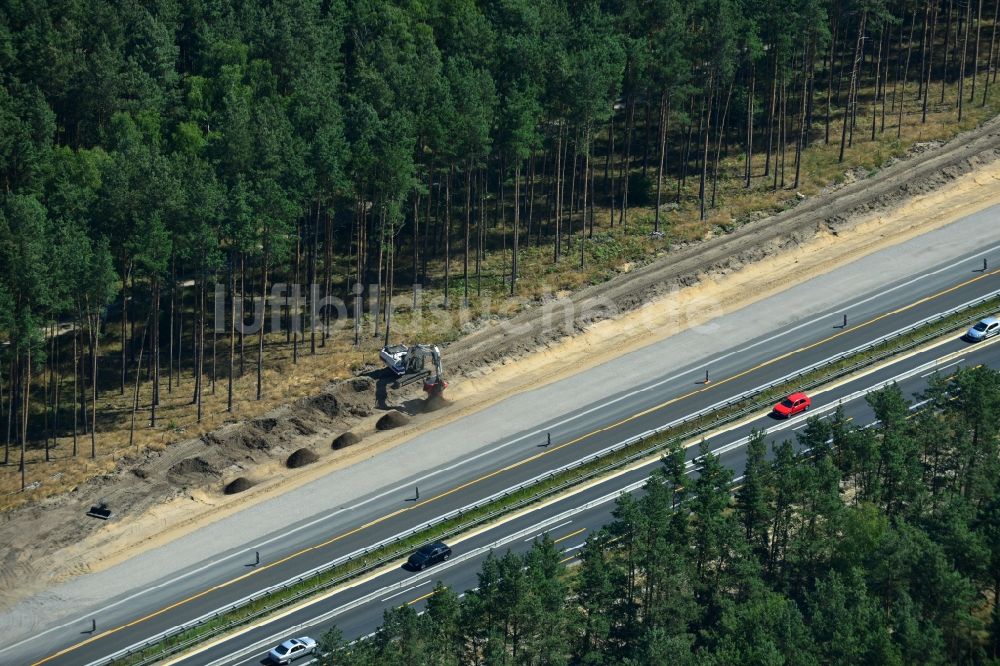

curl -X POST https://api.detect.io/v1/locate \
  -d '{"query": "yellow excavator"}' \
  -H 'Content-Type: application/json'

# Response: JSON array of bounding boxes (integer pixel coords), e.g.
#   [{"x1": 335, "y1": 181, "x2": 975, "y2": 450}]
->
[{"x1": 379, "y1": 344, "x2": 447, "y2": 397}]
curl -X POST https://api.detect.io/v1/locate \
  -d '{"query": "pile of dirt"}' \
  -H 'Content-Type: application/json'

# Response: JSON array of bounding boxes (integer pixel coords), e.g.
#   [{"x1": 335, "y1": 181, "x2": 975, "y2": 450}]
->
[
  {"x1": 332, "y1": 431, "x2": 361, "y2": 450},
  {"x1": 204, "y1": 423, "x2": 272, "y2": 451},
  {"x1": 287, "y1": 448, "x2": 319, "y2": 468},
  {"x1": 223, "y1": 477, "x2": 255, "y2": 495},
  {"x1": 376, "y1": 411, "x2": 410, "y2": 430},
  {"x1": 421, "y1": 394, "x2": 451, "y2": 413},
  {"x1": 167, "y1": 457, "x2": 220, "y2": 483},
  {"x1": 297, "y1": 377, "x2": 375, "y2": 420}
]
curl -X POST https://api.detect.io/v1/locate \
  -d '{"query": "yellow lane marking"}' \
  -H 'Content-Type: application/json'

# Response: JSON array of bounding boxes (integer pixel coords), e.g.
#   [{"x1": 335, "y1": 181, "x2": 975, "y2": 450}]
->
[
  {"x1": 553, "y1": 528, "x2": 587, "y2": 544},
  {"x1": 34, "y1": 268, "x2": 999, "y2": 666},
  {"x1": 406, "y1": 589, "x2": 439, "y2": 606}
]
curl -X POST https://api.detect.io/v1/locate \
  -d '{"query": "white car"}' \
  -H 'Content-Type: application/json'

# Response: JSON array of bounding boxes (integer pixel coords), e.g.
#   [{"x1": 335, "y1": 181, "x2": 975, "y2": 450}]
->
[
  {"x1": 268, "y1": 636, "x2": 317, "y2": 664},
  {"x1": 965, "y1": 316, "x2": 1000, "y2": 342}
]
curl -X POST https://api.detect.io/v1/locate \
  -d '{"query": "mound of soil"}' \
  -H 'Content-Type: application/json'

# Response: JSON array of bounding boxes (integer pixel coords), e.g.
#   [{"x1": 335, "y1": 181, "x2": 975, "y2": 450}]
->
[
  {"x1": 223, "y1": 477, "x2": 255, "y2": 495},
  {"x1": 376, "y1": 410, "x2": 411, "y2": 430},
  {"x1": 351, "y1": 377, "x2": 374, "y2": 392},
  {"x1": 421, "y1": 394, "x2": 451, "y2": 413},
  {"x1": 307, "y1": 392, "x2": 341, "y2": 418},
  {"x1": 168, "y1": 457, "x2": 219, "y2": 478},
  {"x1": 205, "y1": 426, "x2": 271, "y2": 451},
  {"x1": 286, "y1": 448, "x2": 319, "y2": 468},
  {"x1": 251, "y1": 417, "x2": 279, "y2": 433},
  {"x1": 332, "y1": 431, "x2": 361, "y2": 450}
]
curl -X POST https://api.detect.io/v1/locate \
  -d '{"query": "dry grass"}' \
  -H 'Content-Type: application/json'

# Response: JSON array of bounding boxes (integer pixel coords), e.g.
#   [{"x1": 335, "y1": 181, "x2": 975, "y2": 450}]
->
[{"x1": 3, "y1": 74, "x2": 999, "y2": 511}]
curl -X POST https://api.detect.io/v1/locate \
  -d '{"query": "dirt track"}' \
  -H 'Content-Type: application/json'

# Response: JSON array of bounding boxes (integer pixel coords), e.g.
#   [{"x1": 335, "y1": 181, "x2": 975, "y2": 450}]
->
[
  {"x1": 445, "y1": 115, "x2": 1000, "y2": 374},
  {"x1": 3, "y1": 114, "x2": 1000, "y2": 610}
]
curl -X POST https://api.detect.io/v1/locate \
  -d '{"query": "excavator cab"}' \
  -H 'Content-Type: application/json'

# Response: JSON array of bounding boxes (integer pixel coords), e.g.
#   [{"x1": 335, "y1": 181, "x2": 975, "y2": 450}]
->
[{"x1": 379, "y1": 343, "x2": 447, "y2": 396}]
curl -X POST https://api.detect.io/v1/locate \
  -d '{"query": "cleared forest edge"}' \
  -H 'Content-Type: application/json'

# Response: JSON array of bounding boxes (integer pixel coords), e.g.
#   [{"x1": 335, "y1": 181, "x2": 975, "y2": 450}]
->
[
  {"x1": 445, "y1": 113, "x2": 1000, "y2": 375},
  {"x1": 2, "y1": 115, "x2": 1000, "y2": 615}
]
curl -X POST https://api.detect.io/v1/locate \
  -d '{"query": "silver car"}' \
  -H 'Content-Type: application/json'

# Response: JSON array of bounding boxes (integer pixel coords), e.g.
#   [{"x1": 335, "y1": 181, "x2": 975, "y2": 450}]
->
[
  {"x1": 966, "y1": 316, "x2": 1000, "y2": 342},
  {"x1": 268, "y1": 636, "x2": 317, "y2": 664}
]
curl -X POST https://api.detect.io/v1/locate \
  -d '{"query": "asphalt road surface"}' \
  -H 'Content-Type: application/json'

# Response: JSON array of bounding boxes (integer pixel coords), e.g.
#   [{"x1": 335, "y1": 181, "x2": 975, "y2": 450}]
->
[
  {"x1": 174, "y1": 324, "x2": 1000, "y2": 666},
  {"x1": 10, "y1": 208, "x2": 1000, "y2": 666}
]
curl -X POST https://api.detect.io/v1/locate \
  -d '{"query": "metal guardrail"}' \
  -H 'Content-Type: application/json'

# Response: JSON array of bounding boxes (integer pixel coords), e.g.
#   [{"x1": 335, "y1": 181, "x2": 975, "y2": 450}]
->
[{"x1": 107, "y1": 289, "x2": 1000, "y2": 666}]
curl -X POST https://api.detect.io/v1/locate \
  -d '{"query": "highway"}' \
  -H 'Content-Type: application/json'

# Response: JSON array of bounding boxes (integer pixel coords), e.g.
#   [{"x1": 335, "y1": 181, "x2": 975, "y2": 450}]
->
[
  {"x1": 175, "y1": 321, "x2": 1000, "y2": 666},
  {"x1": 9, "y1": 213, "x2": 1000, "y2": 666}
]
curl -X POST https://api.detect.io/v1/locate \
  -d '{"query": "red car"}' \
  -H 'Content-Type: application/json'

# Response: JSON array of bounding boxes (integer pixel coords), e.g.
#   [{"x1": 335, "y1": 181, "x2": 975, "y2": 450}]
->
[{"x1": 772, "y1": 392, "x2": 811, "y2": 418}]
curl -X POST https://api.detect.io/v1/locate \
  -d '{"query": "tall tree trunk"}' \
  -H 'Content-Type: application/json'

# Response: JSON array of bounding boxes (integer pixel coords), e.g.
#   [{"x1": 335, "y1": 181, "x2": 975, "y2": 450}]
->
[
  {"x1": 642, "y1": 97, "x2": 651, "y2": 176},
  {"x1": 984, "y1": 0, "x2": 999, "y2": 103},
  {"x1": 444, "y1": 165, "x2": 452, "y2": 308},
  {"x1": 943, "y1": 0, "x2": 955, "y2": 103},
  {"x1": 746, "y1": 70, "x2": 755, "y2": 186},
  {"x1": 655, "y1": 91, "x2": 670, "y2": 231},
  {"x1": 925, "y1": 4, "x2": 940, "y2": 123},
  {"x1": 607, "y1": 116, "x2": 615, "y2": 227},
  {"x1": 310, "y1": 201, "x2": 319, "y2": 355},
  {"x1": 960, "y1": 0, "x2": 973, "y2": 120},
  {"x1": 412, "y1": 192, "x2": 420, "y2": 308},
  {"x1": 765, "y1": 52, "x2": 778, "y2": 175},
  {"x1": 841, "y1": 11, "x2": 867, "y2": 161},
  {"x1": 826, "y1": 16, "x2": 838, "y2": 144},
  {"x1": 777, "y1": 72, "x2": 786, "y2": 188},
  {"x1": 20, "y1": 347, "x2": 30, "y2": 491},
  {"x1": 973, "y1": 0, "x2": 984, "y2": 101},
  {"x1": 580, "y1": 124, "x2": 590, "y2": 269},
  {"x1": 150, "y1": 279, "x2": 160, "y2": 427},
  {"x1": 700, "y1": 74, "x2": 715, "y2": 220},
  {"x1": 324, "y1": 207, "x2": 333, "y2": 344},
  {"x1": 619, "y1": 96, "x2": 636, "y2": 230},
  {"x1": 6, "y1": 355, "x2": 15, "y2": 465},
  {"x1": 464, "y1": 160, "x2": 471, "y2": 306},
  {"x1": 712, "y1": 79, "x2": 733, "y2": 207},
  {"x1": 796, "y1": 44, "x2": 812, "y2": 189},
  {"x1": 256, "y1": 239, "x2": 269, "y2": 401},
  {"x1": 197, "y1": 270, "x2": 205, "y2": 421},
  {"x1": 129, "y1": 323, "x2": 147, "y2": 451},
  {"x1": 228, "y1": 253, "x2": 235, "y2": 413},
  {"x1": 120, "y1": 261, "x2": 130, "y2": 395},
  {"x1": 72, "y1": 325, "x2": 78, "y2": 455},
  {"x1": 554, "y1": 124, "x2": 563, "y2": 260},
  {"x1": 511, "y1": 161, "x2": 520, "y2": 295},
  {"x1": 90, "y1": 311, "x2": 99, "y2": 458},
  {"x1": 527, "y1": 152, "x2": 536, "y2": 245},
  {"x1": 874, "y1": 28, "x2": 885, "y2": 139},
  {"x1": 918, "y1": 3, "x2": 931, "y2": 101},
  {"x1": 478, "y1": 166, "x2": 485, "y2": 296},
  {"x1": 899, "y1": 9, "x2": 917, "y2": 138},
  {"x1": 383, "y1": 225, "x2": 395, "y2": 347}
]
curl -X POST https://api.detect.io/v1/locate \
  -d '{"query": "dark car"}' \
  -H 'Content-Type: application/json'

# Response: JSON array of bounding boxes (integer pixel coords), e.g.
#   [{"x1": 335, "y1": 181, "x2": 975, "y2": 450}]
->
[
  {"x1": 407, "y1": 541, "x2": 452, "y2": 570},
  {"x1": 772, "y1": 392, "x2": 811, "y2": 418}
]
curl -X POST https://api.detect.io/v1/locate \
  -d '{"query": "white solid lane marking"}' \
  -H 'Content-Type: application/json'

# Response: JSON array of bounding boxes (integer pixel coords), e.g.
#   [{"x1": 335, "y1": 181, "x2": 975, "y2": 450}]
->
[
  {"x1": 381, "y1": 580, "x2": 431, "y2": 603},
  {"x1": 921, "y1": 358, "x2": 965, "y2": 377},
  {"x1": 523, "y1": 520, "x2": 572, "y2": 541}
]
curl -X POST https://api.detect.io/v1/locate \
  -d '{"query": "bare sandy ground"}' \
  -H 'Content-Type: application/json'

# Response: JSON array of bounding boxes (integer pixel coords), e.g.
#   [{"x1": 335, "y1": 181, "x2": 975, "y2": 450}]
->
[{"x1": 3, "y1": 117, "x2": 1000, "y2": 611}]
